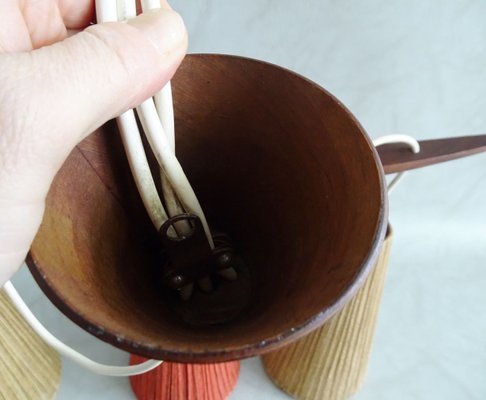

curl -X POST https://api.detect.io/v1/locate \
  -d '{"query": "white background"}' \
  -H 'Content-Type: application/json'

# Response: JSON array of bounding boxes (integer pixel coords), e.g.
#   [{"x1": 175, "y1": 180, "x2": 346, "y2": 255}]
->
[{"x1": 11, "y1": 1, "x2": 486, "y2": 399}]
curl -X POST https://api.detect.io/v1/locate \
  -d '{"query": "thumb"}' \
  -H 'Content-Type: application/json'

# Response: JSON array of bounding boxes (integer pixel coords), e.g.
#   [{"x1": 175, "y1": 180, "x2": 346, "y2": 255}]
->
[
  {"x1": 18, "y1": 7, "x2": 187, "y2": 169},
  {"x1": 2, "y1": 6, "x2": 187, "y2": 199},
  {"x1": 8, "y1": 8, "x2": 187, "y2": 175}
]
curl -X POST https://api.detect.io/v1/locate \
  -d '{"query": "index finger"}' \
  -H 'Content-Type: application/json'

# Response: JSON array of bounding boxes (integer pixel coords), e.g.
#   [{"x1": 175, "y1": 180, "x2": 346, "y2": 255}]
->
[{"x1": 59, "y1": 0, "x2": 96, "y2": 29}]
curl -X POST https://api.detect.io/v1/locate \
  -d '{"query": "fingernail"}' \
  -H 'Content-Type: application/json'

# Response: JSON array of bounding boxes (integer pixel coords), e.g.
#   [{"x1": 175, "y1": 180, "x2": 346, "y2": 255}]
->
[{"x1": 129, "y1": 8, "x2": 186, "y2": 55}]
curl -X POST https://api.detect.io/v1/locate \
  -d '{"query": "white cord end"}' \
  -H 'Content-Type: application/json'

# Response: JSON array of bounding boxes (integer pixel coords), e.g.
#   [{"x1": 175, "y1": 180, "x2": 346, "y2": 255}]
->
[{"x1": 373, "y1": 134, "x2": 421, "y2": 193}]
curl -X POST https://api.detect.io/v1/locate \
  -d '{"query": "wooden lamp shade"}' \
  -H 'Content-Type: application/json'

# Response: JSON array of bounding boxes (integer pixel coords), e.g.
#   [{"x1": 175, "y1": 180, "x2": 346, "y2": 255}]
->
[{"x1": 26, "y1": 54, "x2": 387, "y2": 363}]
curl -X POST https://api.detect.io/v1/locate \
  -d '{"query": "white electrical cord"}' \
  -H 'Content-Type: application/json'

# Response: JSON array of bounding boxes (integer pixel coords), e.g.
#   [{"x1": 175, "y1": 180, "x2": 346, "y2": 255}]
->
[
  {"x1": 110, "y1": 0, "x2": 212, "y2": 244},
  {"x1": 154, "y1": 83, "x2": 192, "y2": 236},
  {"x1": 134, "y1": 0, "x2": 217, "y2": 294},
  {"x1": 155, "y1": 83, "x2": 175, "y2": 150},
  {"x1": 98, "y1": 0, "x2": 169, "y2": 231},
  {"x1": 135, "y1": 100, "x2": 215, "y2": 246},
  {"x1": 155, "y1": 83, "x2": 187, "y2": 229},
  {"x1": 141, "y1": 0, "x2": 162, "y2": 10},
  {"x1": 117, "y1": 111, "x2": 169, "y2": 228},
  {"x1": 117, "y1": 0, "x2": 191, "y2": 239},
  {"x1": 115, "y1": 0, "x2": 214, "y2": 246},
  {"x1": 2, "y1": 281, "x2": 162, "y2": 376},
  {"x1": 373, "y1": 134, "x2": 421, "y2": 193}
]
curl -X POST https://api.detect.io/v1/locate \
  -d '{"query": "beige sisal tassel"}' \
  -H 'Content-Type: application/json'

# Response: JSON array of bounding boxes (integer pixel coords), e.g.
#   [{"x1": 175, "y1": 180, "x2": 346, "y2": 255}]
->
[
  {"x1": 0, "y1": 290, "x2": 61, "y2": 400},
  {"x1": 262, "y1": 228, "x2": 393, "y2": 400}
]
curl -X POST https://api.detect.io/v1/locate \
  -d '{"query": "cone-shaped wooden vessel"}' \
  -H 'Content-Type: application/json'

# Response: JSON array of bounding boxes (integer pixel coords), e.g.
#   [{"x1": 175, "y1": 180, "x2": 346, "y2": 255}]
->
[
  {"x1": 129, "y1": 356, "x2": 240, "y2": 400},
  {"x1": 262, "y1": 228, "x2": 393, "y2": 400},
  {"x1": 0, "y1": 290, "x2": 61, "y2": 399},
  {"x1": 26, "y1": 54, "x2": 387, "y2": 362}
]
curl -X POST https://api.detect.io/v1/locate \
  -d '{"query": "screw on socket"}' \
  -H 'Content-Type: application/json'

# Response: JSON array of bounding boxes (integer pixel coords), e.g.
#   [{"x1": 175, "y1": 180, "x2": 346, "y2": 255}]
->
[
  {"x1": 159, "y1": 214, "x2": 237, "y2": 292},
  {"x1": 159, "y1": 214, "x2": 216, "y2": 290},
  {"x1": 159, "y1": 215, "x2": 249, "y2": 325}
]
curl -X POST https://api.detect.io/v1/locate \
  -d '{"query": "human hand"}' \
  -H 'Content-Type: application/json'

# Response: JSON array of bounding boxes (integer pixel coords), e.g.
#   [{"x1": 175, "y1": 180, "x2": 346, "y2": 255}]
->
[{"x1": 0, "y1": 0, "x2": 187, "y2": 285}]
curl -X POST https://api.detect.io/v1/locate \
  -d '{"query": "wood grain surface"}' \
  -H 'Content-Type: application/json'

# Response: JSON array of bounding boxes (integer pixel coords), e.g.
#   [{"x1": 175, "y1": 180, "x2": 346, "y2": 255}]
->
[{"x1": 378, "y1": 134, "x2": 486, "y2": 173}]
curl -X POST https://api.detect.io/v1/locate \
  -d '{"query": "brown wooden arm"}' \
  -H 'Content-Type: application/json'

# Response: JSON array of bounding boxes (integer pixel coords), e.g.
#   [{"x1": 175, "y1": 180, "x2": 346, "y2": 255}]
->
[{"x1": 377, "y1": 134, "x2": 486, "y2": 174}]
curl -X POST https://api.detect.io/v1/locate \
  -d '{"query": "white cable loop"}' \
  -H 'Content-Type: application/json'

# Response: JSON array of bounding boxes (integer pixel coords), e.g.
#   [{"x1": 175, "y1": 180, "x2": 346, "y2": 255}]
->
[
  {"x1": 3, "y1": 281, "x2": 162, "y2": 376},
  {"x1": 373, "y1": 134, "x2": 420, "y2": 193},
  {"x1": 0, "y1": 0, "x2": 165, "y2": 378}
]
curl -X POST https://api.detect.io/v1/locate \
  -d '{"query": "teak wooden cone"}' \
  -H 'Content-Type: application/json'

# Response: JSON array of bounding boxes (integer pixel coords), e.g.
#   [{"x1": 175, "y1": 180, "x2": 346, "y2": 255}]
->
[
  {"x1": 0, "y1": 290, "x2": 61, "y2": 399},
  {"x1": 129, "y1": 356, "x2": 240, "y2": 400},
  {"x1": 26, "y1": 54, "x2": 387, "y2": 362},
  {"x1": 262, "y1": 228, "x2": 393, "y2": 400}
]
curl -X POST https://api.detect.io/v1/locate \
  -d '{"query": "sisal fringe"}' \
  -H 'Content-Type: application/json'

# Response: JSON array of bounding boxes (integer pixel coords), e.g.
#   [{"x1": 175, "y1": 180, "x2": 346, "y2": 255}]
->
[
  {"x1": 262, "y1": 228, "x2": 393, "y2": 400},
  {"x1": 0, "y1": 290, "x2": 61, "y2": 400},
  {"x1": 129, "y1": 356, "x2": 240, "y2": 400}
]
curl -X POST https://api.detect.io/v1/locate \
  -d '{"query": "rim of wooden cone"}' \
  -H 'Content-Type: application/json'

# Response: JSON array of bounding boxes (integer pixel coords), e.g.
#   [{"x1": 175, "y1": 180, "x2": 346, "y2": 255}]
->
[{"x1": 26, "y1": 54, "x2": 387, "y2": 363}]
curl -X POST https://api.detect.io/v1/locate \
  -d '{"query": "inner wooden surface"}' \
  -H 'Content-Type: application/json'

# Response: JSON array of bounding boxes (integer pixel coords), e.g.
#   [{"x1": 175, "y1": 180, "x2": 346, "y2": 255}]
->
[{"x1": 28, "y1": 54, "x2": 386, "y2": 362}]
